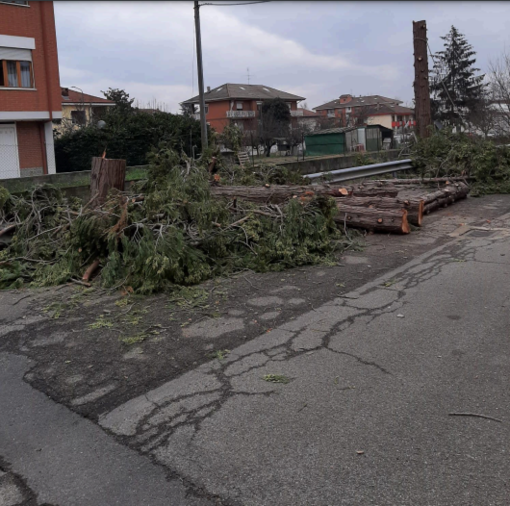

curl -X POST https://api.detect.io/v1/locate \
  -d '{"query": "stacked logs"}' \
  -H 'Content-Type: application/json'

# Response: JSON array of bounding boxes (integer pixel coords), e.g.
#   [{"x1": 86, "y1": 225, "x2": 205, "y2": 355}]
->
[
  {"x1": 422, "y1": 182, "x2": 470, "y2": 214},
  {"x1": 210, "y1": 183, "x2": 421, "y2": 234},
  {"x1": 210, "y1": 178, "x2": 471, "y2": 235}
]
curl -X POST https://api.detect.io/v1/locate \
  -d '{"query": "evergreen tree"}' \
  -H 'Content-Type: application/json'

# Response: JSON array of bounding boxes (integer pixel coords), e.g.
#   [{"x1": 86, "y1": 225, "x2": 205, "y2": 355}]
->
[
  {"x1": 258, "y1": 97, "x2": 291, "y2": 157},
  {"x1": 430, "y1": 26, "x2": 485, "y2": 129}
]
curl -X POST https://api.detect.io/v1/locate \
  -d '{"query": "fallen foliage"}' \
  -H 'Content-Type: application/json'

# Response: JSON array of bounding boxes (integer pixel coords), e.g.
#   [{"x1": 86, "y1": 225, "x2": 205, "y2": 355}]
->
[
  {"x1": 0, "y1": 147, "x2": 352, "y2": 293},
  {"x1": 411, "y1": 129, "x2": 510, "y2": 194}
]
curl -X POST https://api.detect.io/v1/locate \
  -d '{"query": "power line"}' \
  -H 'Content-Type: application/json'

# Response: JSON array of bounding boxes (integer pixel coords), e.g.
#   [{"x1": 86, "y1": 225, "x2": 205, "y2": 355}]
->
[{"x1": 199, "y1": 1, "x2": 271, "y2": 6}]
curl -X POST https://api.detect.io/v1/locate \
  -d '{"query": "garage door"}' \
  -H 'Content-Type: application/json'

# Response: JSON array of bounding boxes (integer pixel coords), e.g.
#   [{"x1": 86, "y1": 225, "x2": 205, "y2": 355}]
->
[{"x1": 0, "y1": 124, "x2": 20, "y2": 179}]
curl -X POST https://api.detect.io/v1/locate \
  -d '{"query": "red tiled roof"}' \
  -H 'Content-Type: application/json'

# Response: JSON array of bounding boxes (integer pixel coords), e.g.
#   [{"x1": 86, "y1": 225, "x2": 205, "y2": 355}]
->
[
  {"x1": 181, "y1": 83, "x2": 305, "y2": 104},
  {"x1": 298, "y1": 108, "x2": 319, "y2": 117},
  {"x1": 61, "y1": 87, "x2": 115, "y2": 105},
  {"x1": 314, "y1": 94, "x2": 403, "y2": 111}
]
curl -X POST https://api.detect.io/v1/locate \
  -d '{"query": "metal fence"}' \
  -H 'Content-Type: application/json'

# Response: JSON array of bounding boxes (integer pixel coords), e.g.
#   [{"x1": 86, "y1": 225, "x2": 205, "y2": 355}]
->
[{"x1": 304, "y1": 159, "x2": 413, "y2": 184}]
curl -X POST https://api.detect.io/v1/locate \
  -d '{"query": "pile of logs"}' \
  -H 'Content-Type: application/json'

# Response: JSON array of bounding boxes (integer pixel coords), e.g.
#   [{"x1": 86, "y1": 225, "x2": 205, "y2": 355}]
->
[
  {"x1": 88, "y1": 159, "x2": 470, "y2": 236},
  {"x1": 210, "y1": 178, "x2": 471, "y2": 235}
]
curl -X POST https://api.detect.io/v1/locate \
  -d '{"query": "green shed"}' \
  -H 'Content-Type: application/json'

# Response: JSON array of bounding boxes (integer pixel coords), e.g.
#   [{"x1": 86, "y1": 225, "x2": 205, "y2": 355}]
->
[
  {"x1": 305, "y1": 124, "x2": 394, "y2": 157},
  {"x1": 304, "y1": 126, "x2": 358, "y2": 157}
]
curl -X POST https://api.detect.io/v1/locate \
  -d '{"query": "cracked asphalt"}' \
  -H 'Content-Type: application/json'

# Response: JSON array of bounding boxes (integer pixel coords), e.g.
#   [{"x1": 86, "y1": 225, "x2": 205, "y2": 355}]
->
[{"x1": 1, "y1": 194, "x2": 510, "y2": 505}]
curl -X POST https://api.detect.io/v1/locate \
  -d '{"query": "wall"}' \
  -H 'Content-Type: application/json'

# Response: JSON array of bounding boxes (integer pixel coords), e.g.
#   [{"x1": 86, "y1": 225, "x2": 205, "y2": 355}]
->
[
  {"x1": 366, "y1": 114, "x2": 393, "y2": 129},
  {"x1": 16, "y1": 121, "x2": 44, "y2": 174},
  {"x1": 276, "y1": 150, "x2": 402, "y2": 175},
  {"x1": 205, "y1": 101, "x2": 230, "y2": 133},
  {"x1": 0, "y1": 1, "x2": 61, "y2": 116},
  {"x1": 0, "y1": 165, "x2": 147, "y2": 198}
]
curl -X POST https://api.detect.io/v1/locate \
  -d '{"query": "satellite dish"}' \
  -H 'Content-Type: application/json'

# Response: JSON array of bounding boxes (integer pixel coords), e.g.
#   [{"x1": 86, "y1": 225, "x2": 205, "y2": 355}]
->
[{"x1": 97, "y1": 120, "x2": 106, "y2": 129}]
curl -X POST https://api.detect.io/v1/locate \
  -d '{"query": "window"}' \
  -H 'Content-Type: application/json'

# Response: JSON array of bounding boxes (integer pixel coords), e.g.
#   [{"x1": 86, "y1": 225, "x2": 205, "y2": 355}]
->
[
  {"x1": 0, "y1": 0, "x2": 29, "y2": 5},
  {"x1": 0, "y1": 60, "x2": 34, "y2": 88},
  {"x1": 346, "y1": 107, "x2": 352, "y2": 113},
  {"x1": 71, "y1": 110, "x2": 86, "y2": 126},
  {"x1": 236, "y1": 101, "x2": 243, "y2": 110}
]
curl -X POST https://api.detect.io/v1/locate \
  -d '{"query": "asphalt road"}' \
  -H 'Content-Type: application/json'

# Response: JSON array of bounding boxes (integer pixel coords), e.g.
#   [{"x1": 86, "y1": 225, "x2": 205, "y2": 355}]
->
[{"x1": 1, "y1": 203, "x2": 510, "y2": 505}]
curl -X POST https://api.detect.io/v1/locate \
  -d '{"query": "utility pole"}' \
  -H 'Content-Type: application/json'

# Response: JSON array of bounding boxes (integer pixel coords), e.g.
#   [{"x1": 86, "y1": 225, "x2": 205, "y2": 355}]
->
[
  {"x1": 194, "y1": 1, "x2": 208, "y2": 151},
  {"x1": 413, "y1": 20, "x2": 432, "y2": 138}
]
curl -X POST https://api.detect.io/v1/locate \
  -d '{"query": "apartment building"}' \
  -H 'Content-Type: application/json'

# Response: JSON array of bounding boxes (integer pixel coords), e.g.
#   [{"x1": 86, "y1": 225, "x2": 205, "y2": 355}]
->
[{"x1": 0, "y1": 0, "x2": 61, "y2": 179}]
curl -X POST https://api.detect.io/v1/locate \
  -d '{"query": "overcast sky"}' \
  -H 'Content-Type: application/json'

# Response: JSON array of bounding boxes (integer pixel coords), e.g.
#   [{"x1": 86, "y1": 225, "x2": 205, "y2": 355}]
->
[{"x1": 54, "y1": 1, "x2": 510, "y2": 113}]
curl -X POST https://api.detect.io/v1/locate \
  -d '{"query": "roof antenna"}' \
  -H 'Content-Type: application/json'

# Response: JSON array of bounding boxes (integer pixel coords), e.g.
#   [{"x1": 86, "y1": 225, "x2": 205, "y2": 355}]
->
[{"x1": 247, "y1": 67, "x2": 251, "y2": 85}]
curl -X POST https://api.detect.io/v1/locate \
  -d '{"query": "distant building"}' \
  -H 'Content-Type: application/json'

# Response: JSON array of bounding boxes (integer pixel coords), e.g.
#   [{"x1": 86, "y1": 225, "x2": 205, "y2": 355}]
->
[
  {"x1": 296, "y1": 107, "x2": 319, "y2": 131},
  {"x1": 57, "y1": 87, "x2": 115, "y2": 132},
  {"x1": 0, "y1": 0, "x2": 61, "y2": 179},
  {"x1": 180, "y1": 83, "x2": 305, "y2": 134},
  {"x1": 314, "y1": 94, "x2": 415, "y2": 132}
]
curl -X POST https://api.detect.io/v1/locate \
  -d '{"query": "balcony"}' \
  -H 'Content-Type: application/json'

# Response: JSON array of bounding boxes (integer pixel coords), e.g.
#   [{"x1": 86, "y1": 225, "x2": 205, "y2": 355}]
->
[
  {"x1": 226, "y1": 110, "x2": 256, "y2": 118},
  {"x1": 290, "y1": 110, "x2": 304, "y2": 117}
]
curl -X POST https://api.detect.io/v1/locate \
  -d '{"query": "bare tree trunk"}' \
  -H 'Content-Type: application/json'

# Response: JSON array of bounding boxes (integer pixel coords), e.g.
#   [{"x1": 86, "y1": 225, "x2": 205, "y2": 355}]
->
[
  {"x1": 210, "y1": 184, "x2": 400, "y2": 204},
  {"x1": 90, "y1": 157, "x2": 126, "y2": 206},
  {"x1": 334, "y1": 205, "x2": 411, "y2": 234},
  {"x1": 337, "y1": 196, "x2": 424, "y2": 226}
]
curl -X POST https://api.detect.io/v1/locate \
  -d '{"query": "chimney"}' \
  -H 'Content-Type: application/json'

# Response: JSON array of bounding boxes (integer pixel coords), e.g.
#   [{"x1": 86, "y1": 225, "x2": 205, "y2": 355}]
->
[
  {"x1": 207, "y1": 86, "x2": 211, "y2": 93},
  {"x1": 339, "y1": 94, "x2": 352, "y2": 104},
  {"x1": 62, "y1": 87, "x2": 69, "y2": 97}
]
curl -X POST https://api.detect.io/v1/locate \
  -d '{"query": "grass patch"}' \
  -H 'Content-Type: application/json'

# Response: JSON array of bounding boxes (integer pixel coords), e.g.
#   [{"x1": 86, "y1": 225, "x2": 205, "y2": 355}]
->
[
  {"x1": 262, "y1": 374, "x2": 291, "y2": 384},
  {"x1": 121, "y1": 333, "x2": 147, "y2": 345},
  {"x1": 89, "y1": 315, "x2": 114, "y2": 329},
  {"x1": 209, "y1": 349, "x2": 230, "y2": 360}
]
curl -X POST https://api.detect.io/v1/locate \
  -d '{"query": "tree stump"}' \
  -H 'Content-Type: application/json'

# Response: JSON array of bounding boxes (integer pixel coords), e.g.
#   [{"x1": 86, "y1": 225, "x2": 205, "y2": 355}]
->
[{"x1": 90, "y1": 157, "x2": 127, "y2": 206}]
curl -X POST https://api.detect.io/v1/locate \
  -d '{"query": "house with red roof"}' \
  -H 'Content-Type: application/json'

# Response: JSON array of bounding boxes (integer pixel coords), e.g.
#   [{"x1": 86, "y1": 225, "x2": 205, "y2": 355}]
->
[
  {"x1": 57, "y1": 87, "x2": 115, "y2": 132},
  {"x1": 314, "y1": 94, "x2": 415, "y2": 131}
]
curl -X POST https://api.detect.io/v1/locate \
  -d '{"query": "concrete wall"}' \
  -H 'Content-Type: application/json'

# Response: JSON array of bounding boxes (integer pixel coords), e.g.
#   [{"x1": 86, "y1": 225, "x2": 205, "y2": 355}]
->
[
  {"x1": 275, "y1": 150, "x2": 402, "y2": 175},
  {"x1": 0, "y1": 165, "x2": 147, "y2": 199}
]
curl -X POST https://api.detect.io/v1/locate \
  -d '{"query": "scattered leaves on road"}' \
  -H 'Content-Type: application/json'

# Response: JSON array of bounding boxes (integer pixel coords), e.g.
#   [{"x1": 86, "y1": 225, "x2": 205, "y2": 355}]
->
[{"x1": 263, "y1": 374, "x2": 291, "y2": 384}]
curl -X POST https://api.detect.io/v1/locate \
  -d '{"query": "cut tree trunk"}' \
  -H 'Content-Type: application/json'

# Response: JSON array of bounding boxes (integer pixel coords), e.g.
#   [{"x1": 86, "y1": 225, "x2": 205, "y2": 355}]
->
[
  {"x1": 422, "y1": 182, "x2": 470, "y2": 214},
  {"x1": 337, "y1": 196, "x2": 424, "y2": 226},
  {"x1": 373, "y1": 177, "x2": 472, "y2": 185},
  {"x1": 334, "y1": 204, "x2": 410, "y2": 234},
  {"x1": 90, "y1": 157, "x2": 127, "y2": 206},
  {"x1": 210, "y1": 183, "x2": 399, "y2": 204}
]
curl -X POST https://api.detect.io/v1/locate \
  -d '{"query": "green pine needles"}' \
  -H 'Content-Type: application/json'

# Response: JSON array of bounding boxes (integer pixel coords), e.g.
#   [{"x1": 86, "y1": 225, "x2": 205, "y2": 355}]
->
[{"x1": 0, "y1": 147, "x2": 345, "y2": 294}]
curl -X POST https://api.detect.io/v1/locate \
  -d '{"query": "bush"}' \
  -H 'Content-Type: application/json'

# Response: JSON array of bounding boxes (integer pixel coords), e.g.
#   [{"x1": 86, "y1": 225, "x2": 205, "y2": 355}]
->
[
  {"x1": 411, "y1": 129, "x2": 510, "y2": 190},
  {"x1": 54, "y1": 110, "x2": 204, "y2": 173}
]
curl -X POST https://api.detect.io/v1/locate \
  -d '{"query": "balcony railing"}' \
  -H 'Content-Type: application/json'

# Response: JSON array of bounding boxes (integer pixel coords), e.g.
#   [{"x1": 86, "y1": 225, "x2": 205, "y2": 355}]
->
[
  {"x1": 192, "y1": 113, "x2": 201, "y2": 120},
  {"x1": 226, "y1": 110, "x2": 256, "y2": 118},
  {"x1": 290, "y1": 110, "x2": 304, "y2": 117}
]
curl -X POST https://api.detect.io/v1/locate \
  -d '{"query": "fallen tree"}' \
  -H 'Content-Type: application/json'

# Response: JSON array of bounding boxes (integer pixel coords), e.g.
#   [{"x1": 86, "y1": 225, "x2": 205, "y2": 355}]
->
[
  {"x1": 372, "y1": 177, "x2": 472, "y2": 185},
  {"x1": 0, "y1": 148, "x2": 353, "y2": 293},
  {"x1": 336, "y1": 196, "x2": 424, "y2": 226},
  {"x1": 209, "y1": 183, "x2": 399, "y2": 203},
  {"x1": 423, "y1": 182, "x2": 470, "y2": 214},
  {"x1": 334, "y1": 204, "x2": 410, "y2": 234}
]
